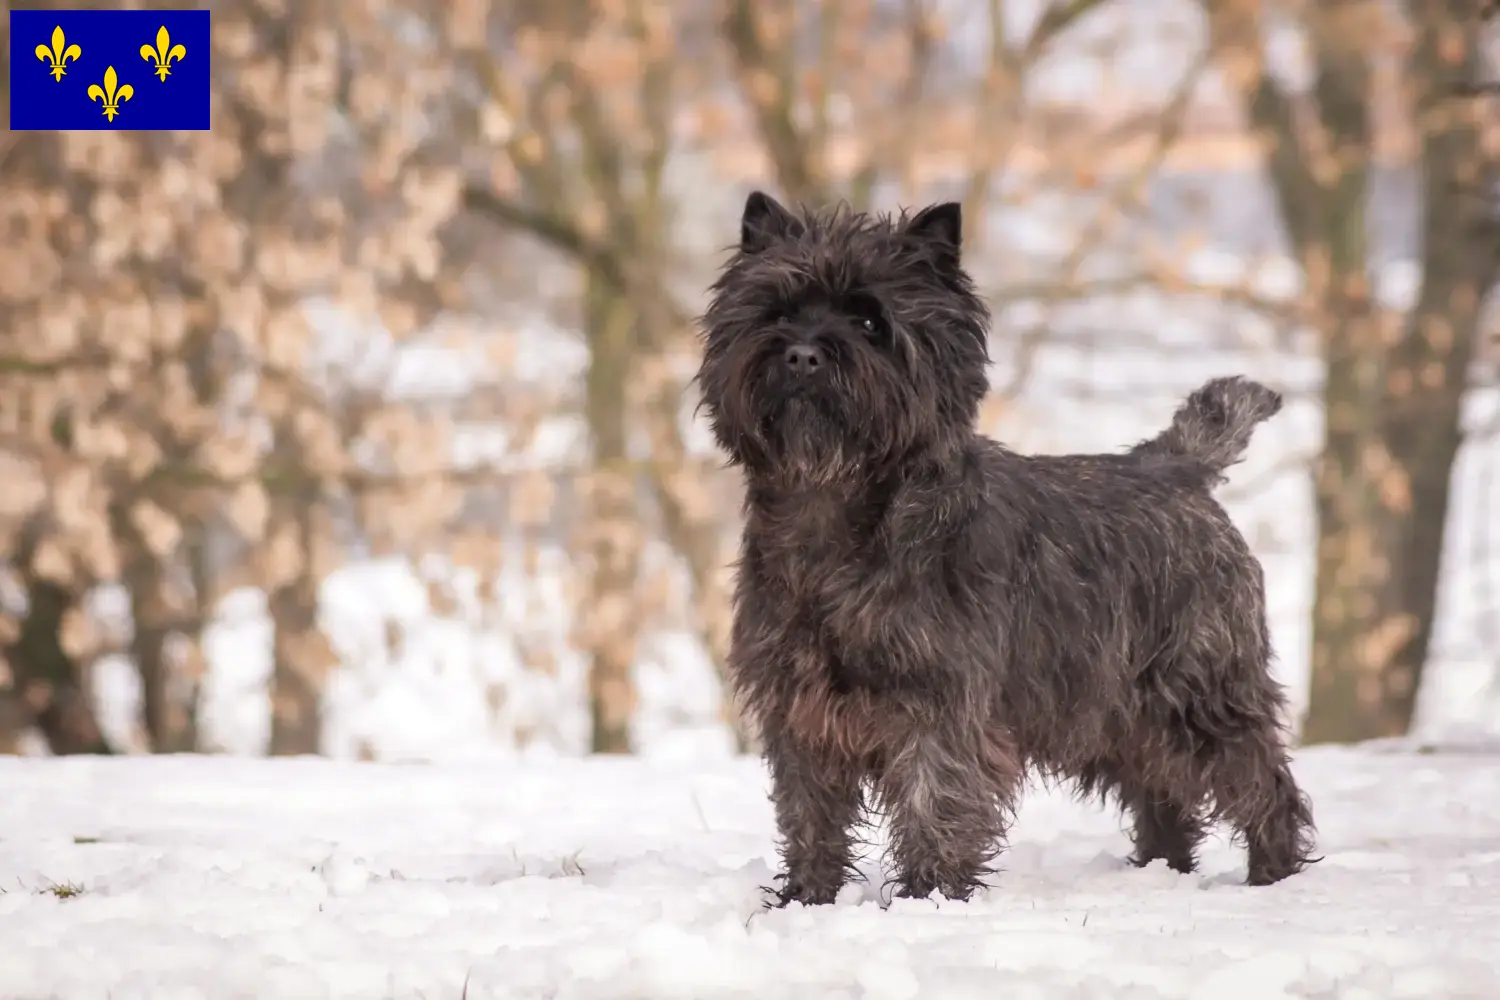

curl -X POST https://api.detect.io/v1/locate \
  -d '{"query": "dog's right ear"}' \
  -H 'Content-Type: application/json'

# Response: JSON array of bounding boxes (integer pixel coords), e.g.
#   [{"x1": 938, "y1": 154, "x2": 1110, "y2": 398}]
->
[{"x1": 741, "y1": 190, "x2": 802, "y2": 253}]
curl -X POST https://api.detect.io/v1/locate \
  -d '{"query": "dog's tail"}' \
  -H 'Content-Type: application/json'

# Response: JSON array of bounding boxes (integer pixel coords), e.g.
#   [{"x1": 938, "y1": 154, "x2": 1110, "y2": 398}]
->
[{"x1": 1132, "y1": 376, "x2": 1283, "y2": 474}]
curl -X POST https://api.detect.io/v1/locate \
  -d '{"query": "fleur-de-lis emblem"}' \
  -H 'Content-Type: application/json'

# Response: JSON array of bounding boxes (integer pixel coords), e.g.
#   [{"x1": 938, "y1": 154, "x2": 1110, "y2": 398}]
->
[
  {"x1": 34, "y1": 25, "x2": 81, "y2": 82},
  {"x1": 139, "y1": 25, "x2": 186, "y2": 82},
  {"x1": 87, "y1": 66, "x2": 134, "y2": 123}
]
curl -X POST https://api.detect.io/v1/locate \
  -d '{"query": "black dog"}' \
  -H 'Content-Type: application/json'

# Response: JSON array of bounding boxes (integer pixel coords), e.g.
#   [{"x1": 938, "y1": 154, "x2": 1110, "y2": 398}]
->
[{"x1": 695, "y1": 191, "x2": 1316, "y2": 906}]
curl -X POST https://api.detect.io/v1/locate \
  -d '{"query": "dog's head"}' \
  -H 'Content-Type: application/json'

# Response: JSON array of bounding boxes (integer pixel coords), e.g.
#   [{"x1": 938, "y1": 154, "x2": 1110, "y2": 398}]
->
[{"x1": 695, "y1": 191, "x2": 991, "y2": 483}]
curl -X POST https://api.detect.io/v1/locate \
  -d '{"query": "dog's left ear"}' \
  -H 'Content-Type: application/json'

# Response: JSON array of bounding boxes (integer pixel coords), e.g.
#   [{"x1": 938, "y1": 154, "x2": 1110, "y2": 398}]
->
[{"x1": 905, "y1": 202, "x2": 962, "y2": 268}]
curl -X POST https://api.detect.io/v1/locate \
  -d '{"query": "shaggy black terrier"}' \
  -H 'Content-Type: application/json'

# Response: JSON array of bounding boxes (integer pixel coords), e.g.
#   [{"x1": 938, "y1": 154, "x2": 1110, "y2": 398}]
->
[{"x1": 696, "y1": 191, "x2": 1317, "y2": 906}]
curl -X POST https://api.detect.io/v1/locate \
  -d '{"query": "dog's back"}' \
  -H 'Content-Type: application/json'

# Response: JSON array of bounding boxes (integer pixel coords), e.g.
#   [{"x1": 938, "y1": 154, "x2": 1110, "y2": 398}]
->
[
  {"x1": 975, "y1": 438, "x2": 1268, "y2": 705},
  {"x1": 959, "y1": 389, "x2": 1313, "y2": 886}
]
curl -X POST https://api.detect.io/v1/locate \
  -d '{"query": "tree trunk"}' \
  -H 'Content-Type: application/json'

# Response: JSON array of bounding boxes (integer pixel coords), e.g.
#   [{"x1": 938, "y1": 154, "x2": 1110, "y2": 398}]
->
[
  {"x1": 1199, "y1": 0, "x2": 1489, "y2": 743},
  {"x1": 268, "y1": 575, "x2": 324, "y2": 756},
  {"x1": 4, "y1": 575, "x2": 111, "y2": 755},
  {"x1": 646, "y1": 469, "x2": 755, "y2": 754},
  {"x1": 1305, "y1": 298, "x2": 1414, "y2": 743},
  {"x1": 636, "y1": 333, "x2": 756, "y2": 754},
  {"x1": 0, "y1": 692, "x2": 27, "y2": 754},
  {"x1": 580, "y1": 274, "x2": 641, "y2": 754},
  {"x1": 1303, "y1": 3, "x2": 1494, "y2": 742},
  {"x1": 130, "y1": 573, "x2": 196, "y2": 753},
  {"x1": 112, "y1": 503, "x2": 198, "y2": 753},
  {"x1": 267, "y1": 507, "x2": 328, "y2": 757}
]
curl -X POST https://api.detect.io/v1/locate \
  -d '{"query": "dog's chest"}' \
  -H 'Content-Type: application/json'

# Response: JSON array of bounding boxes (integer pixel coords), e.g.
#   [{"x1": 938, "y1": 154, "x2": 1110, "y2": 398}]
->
[{"x1": 749, "y1": 495, "x2": 875, "y2": 604}]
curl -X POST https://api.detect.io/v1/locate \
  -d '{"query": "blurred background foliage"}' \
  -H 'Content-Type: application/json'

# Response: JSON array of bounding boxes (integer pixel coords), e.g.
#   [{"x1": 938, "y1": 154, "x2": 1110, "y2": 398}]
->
[{"x1": 0, "y1": 0, "x2": 1497, "y2": 759}]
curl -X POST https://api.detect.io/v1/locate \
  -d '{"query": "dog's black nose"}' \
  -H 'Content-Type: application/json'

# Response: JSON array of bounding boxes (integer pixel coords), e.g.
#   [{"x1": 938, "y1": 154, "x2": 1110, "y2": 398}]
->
[{"x1": 784, "y1": 343, "x2": 825, "y2": 376}]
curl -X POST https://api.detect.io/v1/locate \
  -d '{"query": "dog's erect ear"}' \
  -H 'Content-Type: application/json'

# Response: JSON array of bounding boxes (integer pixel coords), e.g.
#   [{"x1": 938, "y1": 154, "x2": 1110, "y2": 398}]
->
[
  {"x1": 741, "y1": 190, "x2": 802, "y2": 253},
  {"x1": 905, "y1": 202, "x2": 962, "y2": 267}
]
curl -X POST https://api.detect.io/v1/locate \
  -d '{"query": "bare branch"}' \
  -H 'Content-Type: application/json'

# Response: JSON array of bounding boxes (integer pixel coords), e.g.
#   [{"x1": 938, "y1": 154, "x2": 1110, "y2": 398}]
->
[
  {"x1": 724, "y1": 0, "x2": 825, "y2": 204},
  {"x1": 993, "y1": 41, "x2": 1218, "y2": 400},
  {"x1": 1022, "y1": 0, "x2": 1113, "y2": 64}
]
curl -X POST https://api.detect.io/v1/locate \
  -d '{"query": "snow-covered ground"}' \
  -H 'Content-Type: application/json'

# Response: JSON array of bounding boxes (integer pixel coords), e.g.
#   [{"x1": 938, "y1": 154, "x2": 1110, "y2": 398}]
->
[{"x1": 2, "y1": 746, "x2": 1498, "y2": 999}]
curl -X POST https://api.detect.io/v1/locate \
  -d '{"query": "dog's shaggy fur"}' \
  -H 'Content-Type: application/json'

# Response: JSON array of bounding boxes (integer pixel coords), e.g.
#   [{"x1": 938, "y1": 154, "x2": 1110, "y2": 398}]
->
[{"x1": 696, "y1": 191, "x2": 1317, "y2": 906}]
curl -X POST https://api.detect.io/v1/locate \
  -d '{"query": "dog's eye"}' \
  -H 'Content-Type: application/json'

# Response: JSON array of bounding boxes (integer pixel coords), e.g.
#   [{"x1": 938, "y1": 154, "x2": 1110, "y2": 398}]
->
[
  {"x1": 845, "y1": 294, "x2": 887, "y2": 341},
  {"x1": 858, "y1": 314, "x2": 889, "y2": 342}
]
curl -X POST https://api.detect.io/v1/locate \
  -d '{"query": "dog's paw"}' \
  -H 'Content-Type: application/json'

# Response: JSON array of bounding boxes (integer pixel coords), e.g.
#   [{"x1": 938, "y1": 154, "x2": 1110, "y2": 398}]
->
[
  {"x1": 761, "y1": 872, "x2": 841, "y2": 908},
  {"x1": 891, "y1": 876, "x2": 983, "y2": 904},
  {"x1": 1246, "y1": 853, "x2": 1320, "y2": 886}
]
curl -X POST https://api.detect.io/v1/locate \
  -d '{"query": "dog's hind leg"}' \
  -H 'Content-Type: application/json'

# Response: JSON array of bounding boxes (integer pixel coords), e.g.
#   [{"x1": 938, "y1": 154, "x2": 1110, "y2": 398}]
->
[
  {"x1": 1123, "y1": 783, "x2": 1206, "y2": 874},
  {"x1": 880, "y1": 725, "x2": 1022, "y2": 902},
  {"x1": 1207, "y1": 727, "x2": 1317, "y2": 885},
  {"x1": 1076, "y1": 756, "x2": 1205, "y2": 874},
  {"x1": 1175, "y1": 658, "x2": 1316, "y2": 886}
]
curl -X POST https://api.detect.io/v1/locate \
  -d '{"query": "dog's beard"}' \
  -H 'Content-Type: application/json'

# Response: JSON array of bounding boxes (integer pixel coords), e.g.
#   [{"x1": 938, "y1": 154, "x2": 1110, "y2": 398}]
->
[
  {"x1": 758, "y1": 375, "x2": 861, "y2": 483},
  {"x1": 775, "y1": 397, "x2": 851, "y2": 480}
]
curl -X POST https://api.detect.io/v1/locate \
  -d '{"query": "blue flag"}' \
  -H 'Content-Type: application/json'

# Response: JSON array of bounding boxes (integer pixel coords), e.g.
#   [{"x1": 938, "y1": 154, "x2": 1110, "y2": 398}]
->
[{"x1": 9, "y1": 8, "x2": 211, "y2": 130}]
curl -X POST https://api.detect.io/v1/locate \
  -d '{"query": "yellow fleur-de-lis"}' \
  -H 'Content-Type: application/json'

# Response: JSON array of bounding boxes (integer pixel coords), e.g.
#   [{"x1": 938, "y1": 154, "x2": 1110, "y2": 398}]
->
[
  {"x1": 87, "y1": 66, "x2": 134, "y2": 123},
  {"x1": 34, "y1": 25, "x2": 82, "y2": 82},
  {"x1": 139, "y1": 25, "x2": 186, "y2": 82}
]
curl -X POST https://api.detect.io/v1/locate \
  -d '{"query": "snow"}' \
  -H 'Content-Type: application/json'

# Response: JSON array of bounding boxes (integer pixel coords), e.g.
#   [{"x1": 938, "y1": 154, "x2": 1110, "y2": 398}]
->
[{"x1": 3, "y1": 747, "x2": 1499, "y2": 999}]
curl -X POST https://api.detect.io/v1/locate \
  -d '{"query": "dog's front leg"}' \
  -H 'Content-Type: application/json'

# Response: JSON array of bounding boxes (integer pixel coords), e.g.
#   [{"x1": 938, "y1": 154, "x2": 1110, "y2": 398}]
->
[
  {"x1": 881, "y1": 721, "x2": 1022, "y2": 902},
  {"x1": 762, "y1": 727, "x2": 865, "y2": 907}
]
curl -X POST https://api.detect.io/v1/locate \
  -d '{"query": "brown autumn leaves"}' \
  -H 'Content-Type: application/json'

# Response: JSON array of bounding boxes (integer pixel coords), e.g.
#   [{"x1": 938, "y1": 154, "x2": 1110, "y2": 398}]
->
[{"x1": 0, "y1": 0, "x2": 1493, "y2": 756}]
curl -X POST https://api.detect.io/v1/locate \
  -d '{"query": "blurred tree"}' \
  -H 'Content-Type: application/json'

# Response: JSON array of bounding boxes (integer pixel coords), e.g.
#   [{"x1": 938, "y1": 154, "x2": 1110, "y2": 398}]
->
[
  {"x1": 722, "y1": 0, "x2": 1109, "y2": 222},
  {"x1": 1, "y1": 517, "x2": 112, "y2": 755},
  {"x1": 460, "y1": 0, "x2": 1034, "y2": 752},
  {"x1": 1203, "y1": 0, "x2": 1497, "y2": 742},
  {"x1": 0, "y1": 0, "x2": 1288, "y2": 759},
  {"x1": 453, "y1": 0, "x2": 727, "y2": 753},
  {"x1": 0, "y1": 0, "x2": 469, "y2": 754},
  {"x1": 456, "y1": 0, "x2": 1222, "y2": 753}
]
